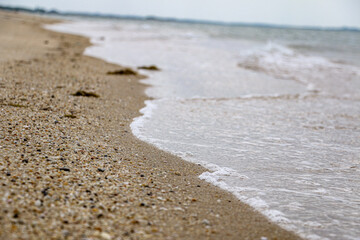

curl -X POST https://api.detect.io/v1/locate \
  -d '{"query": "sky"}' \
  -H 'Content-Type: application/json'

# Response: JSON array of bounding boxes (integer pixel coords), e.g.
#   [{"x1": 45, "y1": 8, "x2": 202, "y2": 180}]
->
[{"x1": 1, "y1": 0, "x2": 360, "y2": 28}]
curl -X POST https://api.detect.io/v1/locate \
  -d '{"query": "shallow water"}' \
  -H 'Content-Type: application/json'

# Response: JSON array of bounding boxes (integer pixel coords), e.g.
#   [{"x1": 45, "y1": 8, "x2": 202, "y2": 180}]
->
[{"x1": 47, "y1": 19, "x2": 360, "y2": 240}]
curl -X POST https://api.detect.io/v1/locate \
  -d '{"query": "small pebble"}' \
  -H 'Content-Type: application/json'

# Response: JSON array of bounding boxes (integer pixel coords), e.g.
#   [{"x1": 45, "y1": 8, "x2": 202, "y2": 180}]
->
[
  {"x1": 202, "y1": 219, "x2": 210, "y2": 225},
  {"x1": 35, "y1": 200, "x2": 42, "y2": 207},
  {"x1": 41, "y1": 188, "x2": 50, "y2": 196},
  {"x1": 100, "y1": 232, "x2": 112, "y2": 240}
]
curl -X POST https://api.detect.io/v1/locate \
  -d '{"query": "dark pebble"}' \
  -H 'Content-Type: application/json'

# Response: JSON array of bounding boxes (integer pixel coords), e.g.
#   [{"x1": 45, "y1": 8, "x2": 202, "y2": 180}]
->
[
  {"x1": 59, "y1": 167, "x2": 70, "y2": 172},
  {"x1": 41, "y1": 187, "x2": 50, "y2": 196},
  {"x1": 97, "y1": 168, "x2": 105, "y2": 172}
]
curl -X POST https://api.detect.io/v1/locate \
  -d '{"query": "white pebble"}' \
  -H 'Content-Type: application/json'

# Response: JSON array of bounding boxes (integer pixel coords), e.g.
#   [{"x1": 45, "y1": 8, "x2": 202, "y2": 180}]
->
[
  {"x1": 202, "y1": 219, "x2": 210, "y2": 225},
  {"x1": 35, "y1": 200, "x2": 42, "y2": 207},
  {"x1": 100, "y1": 232, "x2": 112, "y2": 240}
]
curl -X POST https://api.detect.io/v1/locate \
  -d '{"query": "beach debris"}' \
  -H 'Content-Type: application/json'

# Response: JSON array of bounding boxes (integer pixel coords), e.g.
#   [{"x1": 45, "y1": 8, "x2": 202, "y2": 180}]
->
[
  {"x1": 64, "y1": 114, "x2": 76, "y2": 119},
  {"x1": 40, "y1": 106, "x2": 51, "y2": 111},
  {"x1": 137, "y1": 65, "x2": 161, "y2": 71},
  {"x1": 107, "y1": 68, "x2": 138, "y2": 75},
  {"x1": 59, "y1": 167, "x2": 70, "y2": 172},
  {"x1": 4, "y1": 103, "x2": 28, "y2": 108},
  {"x1": 71, "y1": 90, "x2": 100, "y2": 98}
]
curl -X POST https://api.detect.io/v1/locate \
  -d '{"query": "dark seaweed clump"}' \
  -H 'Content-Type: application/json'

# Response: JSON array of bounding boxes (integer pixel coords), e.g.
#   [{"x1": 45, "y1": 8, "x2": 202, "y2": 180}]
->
[
  {"x1": 137, "y1": 65, "x2": 161, "y2": 71},
  {"x1": 64, "y1": 114, "x2": 76, "y2": 119},
  {"x1": 107, "y1": 68, "x2": 138, "y2": 75},
  {"x1": 5, "y1": 103, "x2": 28, "y2": 108},
  {"x1": 71, "y1": 91, "x2": 99, "y2": 98}
]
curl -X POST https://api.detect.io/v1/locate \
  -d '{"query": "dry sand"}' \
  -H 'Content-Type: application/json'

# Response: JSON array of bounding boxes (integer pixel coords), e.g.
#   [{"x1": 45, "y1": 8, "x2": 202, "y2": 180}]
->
[{"x1": 0, "y1": 10, "x2": 302, "y2": 240}]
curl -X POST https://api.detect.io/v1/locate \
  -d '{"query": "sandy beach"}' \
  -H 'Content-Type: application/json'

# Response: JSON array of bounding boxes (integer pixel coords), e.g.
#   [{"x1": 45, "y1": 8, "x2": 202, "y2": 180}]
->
[{"x1": 0, "y1": 11, "x2": 302, "y2": 240}]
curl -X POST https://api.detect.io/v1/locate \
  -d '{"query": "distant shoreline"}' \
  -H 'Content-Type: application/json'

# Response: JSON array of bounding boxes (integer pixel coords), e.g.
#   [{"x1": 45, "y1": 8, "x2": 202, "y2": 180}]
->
[{"x1": 1, "y1": 4, "x2": 359, "y2": 32}]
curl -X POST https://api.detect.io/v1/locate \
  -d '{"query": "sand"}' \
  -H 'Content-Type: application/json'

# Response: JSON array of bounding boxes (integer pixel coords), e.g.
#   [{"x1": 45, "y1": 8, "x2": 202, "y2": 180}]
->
[{"x1": 0, "y1": 10, "x2": 302, "y2": 240}]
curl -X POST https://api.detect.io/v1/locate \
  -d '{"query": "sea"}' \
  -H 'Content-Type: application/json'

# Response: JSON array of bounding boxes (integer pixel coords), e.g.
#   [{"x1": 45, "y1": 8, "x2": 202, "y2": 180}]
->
[{"x1": 46, "y1": 16, "x2": 360, "y2": 240}]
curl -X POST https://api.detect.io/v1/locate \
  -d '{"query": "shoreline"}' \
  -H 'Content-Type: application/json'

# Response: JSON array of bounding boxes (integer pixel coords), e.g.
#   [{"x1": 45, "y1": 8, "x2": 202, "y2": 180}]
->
[{"x1": 0, "y1": 10, "x2": 302, "y2": 239}]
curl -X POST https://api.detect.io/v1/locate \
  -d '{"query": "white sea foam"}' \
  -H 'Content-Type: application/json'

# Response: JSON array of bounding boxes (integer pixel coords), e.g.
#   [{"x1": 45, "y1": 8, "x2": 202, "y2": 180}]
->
[
  {"x1": 131, "y1": 100, "x2": 158, "y2": 141},
  {"x1": 238, "y1": 41, "x2": 360, "y2": 97},
  {"x1": 46, "y1": 19, "x2": 360, "y2": 240}
]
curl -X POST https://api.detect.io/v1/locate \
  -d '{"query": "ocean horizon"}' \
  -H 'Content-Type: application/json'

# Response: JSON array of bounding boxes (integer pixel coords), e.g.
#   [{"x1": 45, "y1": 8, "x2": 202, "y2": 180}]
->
[{"x1": 2, "y1": 4, "x2": 360, "y2": 32}]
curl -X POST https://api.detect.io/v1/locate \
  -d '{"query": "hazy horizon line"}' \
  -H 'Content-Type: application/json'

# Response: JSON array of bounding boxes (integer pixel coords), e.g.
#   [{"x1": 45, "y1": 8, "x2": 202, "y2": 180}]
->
[{"x1": 1, "y1": 4, "x2": 359, "y2": 32}]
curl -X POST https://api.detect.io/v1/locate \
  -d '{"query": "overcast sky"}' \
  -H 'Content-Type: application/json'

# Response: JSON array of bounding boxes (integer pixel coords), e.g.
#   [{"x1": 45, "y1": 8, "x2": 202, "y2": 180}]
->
[{"x1": 1, "y1": 0, "x2": 360, "y2": 28}]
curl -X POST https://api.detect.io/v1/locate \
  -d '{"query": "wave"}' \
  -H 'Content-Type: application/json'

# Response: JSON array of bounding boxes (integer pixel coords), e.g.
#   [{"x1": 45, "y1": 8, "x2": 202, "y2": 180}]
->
[{"x1": 237, "y1": 42, "x2": 360, "y2": 91}]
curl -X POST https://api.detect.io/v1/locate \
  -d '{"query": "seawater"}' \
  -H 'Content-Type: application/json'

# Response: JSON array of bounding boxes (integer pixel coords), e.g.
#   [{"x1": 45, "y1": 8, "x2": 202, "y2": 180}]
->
[{"x1": 47, "y1": 19, "x2": 360, "y2": 240}]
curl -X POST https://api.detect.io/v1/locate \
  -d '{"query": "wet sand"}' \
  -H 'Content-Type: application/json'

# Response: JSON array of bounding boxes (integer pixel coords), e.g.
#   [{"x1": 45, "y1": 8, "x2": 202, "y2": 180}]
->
[{"x1": 0, "y1": 10, "x2": 302, "y2": 240}]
